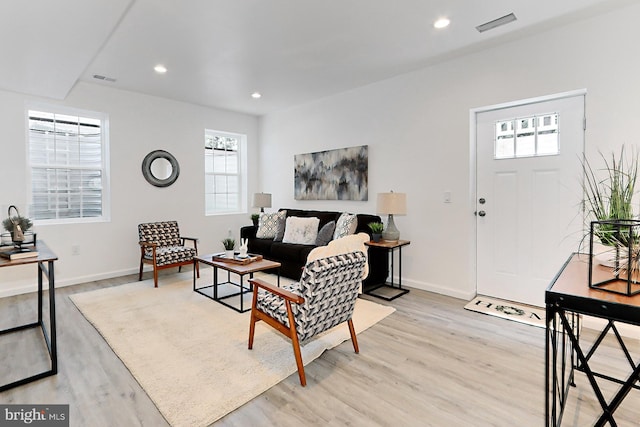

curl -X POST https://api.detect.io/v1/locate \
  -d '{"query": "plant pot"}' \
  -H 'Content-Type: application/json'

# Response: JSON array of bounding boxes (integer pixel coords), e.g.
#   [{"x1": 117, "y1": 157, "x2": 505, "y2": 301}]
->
[
  {"x1": 252, "y1": 218, "x2": 259, "y2": 227},
  {"x1": 225, "y1": 250, "x2": 235, "y2": 259},
  {"x1": 371, "y1": 233, "x2": 382, "y2": 243}
]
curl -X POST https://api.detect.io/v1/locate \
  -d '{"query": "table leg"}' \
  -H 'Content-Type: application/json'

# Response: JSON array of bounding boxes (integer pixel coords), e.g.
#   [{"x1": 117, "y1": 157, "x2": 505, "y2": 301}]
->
[
  {"x1": 214, "y1": 266, "x2": 218, "y2": 299},
  {"x1": 240, "y1": 275, "x2": 244, "y2": 312},
  {"x1": 48, "y1": 261, "x2": 57, "y2": 373}
]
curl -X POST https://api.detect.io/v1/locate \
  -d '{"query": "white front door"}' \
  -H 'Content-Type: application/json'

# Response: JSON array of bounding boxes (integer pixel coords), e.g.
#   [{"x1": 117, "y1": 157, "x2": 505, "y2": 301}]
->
[{"x1": 476, "y1": 93, "x2": 585, "y2": 307}]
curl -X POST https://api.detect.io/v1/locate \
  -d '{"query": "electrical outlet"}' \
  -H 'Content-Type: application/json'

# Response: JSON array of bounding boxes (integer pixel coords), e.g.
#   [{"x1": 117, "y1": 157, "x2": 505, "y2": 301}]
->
[
  {"x1": 72, "y1": 245, "x2": 80, "y2": 256},
  {"x1": 444, "y1": 191, "x2": 452, "y2": 203}
]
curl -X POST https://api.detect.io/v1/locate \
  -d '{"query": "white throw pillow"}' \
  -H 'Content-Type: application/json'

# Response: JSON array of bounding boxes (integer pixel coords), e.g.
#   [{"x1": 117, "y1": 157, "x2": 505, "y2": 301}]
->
[
  {"x1": 282, "y1": 216, "x2": 320, "y2": 245},
  {"x1": 333, "y1": 212, "x2": 358, "y2": 240},
  {"x1": 256, "y1": 211, "x2": 286, "y2": 239}
]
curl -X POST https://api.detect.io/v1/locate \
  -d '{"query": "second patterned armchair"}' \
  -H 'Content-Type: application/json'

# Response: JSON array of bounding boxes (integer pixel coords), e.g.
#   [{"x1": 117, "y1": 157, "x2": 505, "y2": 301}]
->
[{"x1": 138, "y1": 221, "x2": 199, "y2": 287}]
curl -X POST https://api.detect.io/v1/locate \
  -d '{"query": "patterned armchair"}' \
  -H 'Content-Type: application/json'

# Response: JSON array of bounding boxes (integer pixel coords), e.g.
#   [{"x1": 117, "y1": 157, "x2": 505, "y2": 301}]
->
[
  {"x1": 138, "y1": 221, "x2": 199, "y2": 288},
  {"x1": 248, "y1": 251, "x2": 366, "y2": 386}
]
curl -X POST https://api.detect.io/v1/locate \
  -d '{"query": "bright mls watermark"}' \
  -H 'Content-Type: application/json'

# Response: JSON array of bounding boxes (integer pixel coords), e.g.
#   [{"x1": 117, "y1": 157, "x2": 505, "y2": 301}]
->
[{"x1": 0, "y1": 405, "x2": 68, "y2": 426}]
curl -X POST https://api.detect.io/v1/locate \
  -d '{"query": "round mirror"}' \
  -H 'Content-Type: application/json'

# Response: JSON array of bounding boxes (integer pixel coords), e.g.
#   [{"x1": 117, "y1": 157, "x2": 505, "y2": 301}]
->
[{"x1": 142, "y1": 150, "x2": 180, "y2": 187}]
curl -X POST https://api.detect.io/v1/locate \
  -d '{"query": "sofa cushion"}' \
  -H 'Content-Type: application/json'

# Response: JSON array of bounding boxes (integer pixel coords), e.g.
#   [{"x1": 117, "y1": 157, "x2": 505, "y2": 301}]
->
[
  {"x1": 334, "y1": 213, "x2": 358, "y2": 239},
  {"x1": 256, "y1": 211, "x2": 286, "y2": 239},
  {"x1": 281, "y1": 209, "x2": 340, "y2": 228},
  {"x1": 315, "y1": 220, "x2": 335, "y2": 246},
  {"x1": 250, "y1": 238, "x2": 274, "y2": 257},
  {"x1": 283, "y1": 216, "x2": 320, "y2": 245},
  {"x1": 271, "y1": 241, "x2": 316, "y2": 263}
]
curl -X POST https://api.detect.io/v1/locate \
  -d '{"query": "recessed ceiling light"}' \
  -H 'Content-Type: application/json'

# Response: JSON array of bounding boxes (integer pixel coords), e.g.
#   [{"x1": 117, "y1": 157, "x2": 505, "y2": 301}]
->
[
  {"x1": 434, "y1": 18, "x2": 450, "y2": 29},
  {"x1": 251, "y1": 92, "x2": 262, "y2": 99},
  {"x1": 154, "y1": 64, "x2": 167, "y2": 74}
]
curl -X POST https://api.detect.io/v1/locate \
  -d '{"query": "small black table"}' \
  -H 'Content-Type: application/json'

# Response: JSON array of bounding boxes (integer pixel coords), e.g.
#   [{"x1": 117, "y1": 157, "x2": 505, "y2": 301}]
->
[
  {"x1": 0, "y1": 241, "x2": 58, "y2": 392},
  {"x1": 546, "y1": 253, "x2": 640, "y2": 426},
  {"x1": 364, "y1": 239, "x2": 410, "y2": 301}
]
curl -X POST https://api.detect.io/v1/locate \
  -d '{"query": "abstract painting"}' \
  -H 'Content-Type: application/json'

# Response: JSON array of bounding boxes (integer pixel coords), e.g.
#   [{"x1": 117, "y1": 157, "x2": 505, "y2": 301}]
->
[{"x1": 294, "y1": 145, "x2": 368, "y2": 200}]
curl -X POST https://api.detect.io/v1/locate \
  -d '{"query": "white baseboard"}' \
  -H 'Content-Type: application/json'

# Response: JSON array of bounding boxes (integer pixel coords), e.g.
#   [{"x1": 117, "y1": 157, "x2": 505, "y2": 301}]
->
[
  {"x1": 0, "y1": 267, "x2": 140, "y2": 298},
  {"x1": 397, "y1": 277, "x2": 475, "y2": 301},
  {"x1": 581, "y1": 316, "x2": 640, "y2": 340}
]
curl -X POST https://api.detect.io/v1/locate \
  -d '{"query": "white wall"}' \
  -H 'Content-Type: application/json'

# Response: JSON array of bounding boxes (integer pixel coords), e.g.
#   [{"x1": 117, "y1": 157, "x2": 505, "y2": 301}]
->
[
  {"x1": 0, "y1": 82, "x2": 259, "y2": 296},
  {"x1": 258, "y1": 3, "x2": 640, "y2": 300}
]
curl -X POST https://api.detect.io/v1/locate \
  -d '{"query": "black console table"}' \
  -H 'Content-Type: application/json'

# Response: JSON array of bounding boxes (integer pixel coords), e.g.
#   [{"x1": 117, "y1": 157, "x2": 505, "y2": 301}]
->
[
  {"x1": 0, "y1": 241, "x2": 58, "y2": 392},
  {"x1": 546, "y1": 253, "x2": 640, "y2": 426}
]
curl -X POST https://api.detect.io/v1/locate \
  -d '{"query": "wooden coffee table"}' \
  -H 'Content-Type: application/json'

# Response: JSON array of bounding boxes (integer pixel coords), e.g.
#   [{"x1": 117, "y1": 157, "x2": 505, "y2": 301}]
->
[{"x1": 193, "y1": 254, "x2": 281, "y2": 313}]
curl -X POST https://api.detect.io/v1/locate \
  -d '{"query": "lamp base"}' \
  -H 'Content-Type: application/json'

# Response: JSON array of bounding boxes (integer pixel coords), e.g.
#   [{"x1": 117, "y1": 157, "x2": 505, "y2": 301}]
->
[{"x1": 382, "y1": 214, "x2": 400, "y2": 241}]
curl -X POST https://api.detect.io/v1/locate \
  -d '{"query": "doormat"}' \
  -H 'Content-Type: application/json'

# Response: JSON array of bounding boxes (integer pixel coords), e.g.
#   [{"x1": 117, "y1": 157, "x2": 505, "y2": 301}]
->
[{"x1": 464, "y1": 295, "x2": 545, "y2": 328}]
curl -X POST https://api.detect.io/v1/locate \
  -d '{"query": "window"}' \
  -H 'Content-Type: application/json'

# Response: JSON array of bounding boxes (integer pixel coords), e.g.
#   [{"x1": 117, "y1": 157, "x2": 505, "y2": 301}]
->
[
  {"x1": 28, "y1": 107, "x2": 110, "y2": 223},
  {"x1": 494, "y1": 113, "x2": 559, "y2": 159},
  {"x1": 204, "y1": 130, "x2": 247, "y2": 215}
]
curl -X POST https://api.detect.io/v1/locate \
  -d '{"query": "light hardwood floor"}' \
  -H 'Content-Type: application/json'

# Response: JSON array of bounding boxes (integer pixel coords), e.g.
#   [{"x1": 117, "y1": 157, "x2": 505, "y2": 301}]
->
[{"x1": 1, "y1": 270, "x2": 639, "y2": 426}]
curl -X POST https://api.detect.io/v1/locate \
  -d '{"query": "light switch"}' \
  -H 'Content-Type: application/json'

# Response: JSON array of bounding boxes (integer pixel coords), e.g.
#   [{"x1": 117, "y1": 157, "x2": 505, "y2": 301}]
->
[{"x1": 444, "y1": 191, "x2": 452, "y2": 203}]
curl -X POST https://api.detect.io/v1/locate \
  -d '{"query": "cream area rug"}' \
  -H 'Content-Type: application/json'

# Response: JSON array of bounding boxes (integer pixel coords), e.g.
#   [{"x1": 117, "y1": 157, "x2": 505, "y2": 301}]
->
[
  {"x1": 69, "y1": 271, "x2": 395, "y2": 426},
  {"x1": 464, "y1": 295, "x2": 545, "y2": 328}
]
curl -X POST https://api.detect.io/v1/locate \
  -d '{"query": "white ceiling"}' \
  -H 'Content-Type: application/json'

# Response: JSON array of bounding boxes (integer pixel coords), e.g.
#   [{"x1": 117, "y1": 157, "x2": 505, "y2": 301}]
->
[{"x1": 0, "y1": 0, "x2": 633, "y2": 116}]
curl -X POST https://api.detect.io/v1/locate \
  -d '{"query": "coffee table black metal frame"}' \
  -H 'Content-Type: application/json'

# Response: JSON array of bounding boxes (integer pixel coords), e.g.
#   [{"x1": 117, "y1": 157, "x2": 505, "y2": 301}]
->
[
  {"x1": 193, "y1": 254, "x2": 281, "y2": 313},
  {"x1": 546, "y1": 253, "x2": 640, "y2": 426},
  {"x1": 0, "y1": 241, "x2": 58, "y2": 392}
]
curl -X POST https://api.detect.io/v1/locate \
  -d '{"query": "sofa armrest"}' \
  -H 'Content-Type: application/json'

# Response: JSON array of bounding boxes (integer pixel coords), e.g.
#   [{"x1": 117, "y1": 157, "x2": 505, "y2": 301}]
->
[{"x1": 241, "y1": 225, "x2": 258, "y2": 240}]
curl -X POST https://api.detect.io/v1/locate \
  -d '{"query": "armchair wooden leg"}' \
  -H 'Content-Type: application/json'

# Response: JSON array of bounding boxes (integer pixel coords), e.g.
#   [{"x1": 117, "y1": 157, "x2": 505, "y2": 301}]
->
[
  {"x1": 153, "y1": 267, "x2": 159, "y2": 288},
  {"x1": 347, "y1": 319, "x2": 359, "y2": 354},
  {"x1": 248, "y1": 287, "x2": 259, "y2": 350},
  {"x1": 286, "y1": 300, "x2": 306, "y2": 386},
  {"x1": 139, "y1": 260, "x2": 144, "y2": 281}
]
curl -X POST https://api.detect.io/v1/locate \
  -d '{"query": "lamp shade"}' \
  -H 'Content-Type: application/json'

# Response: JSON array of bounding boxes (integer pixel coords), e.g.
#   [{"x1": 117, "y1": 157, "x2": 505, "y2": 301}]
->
[
  {"x1": 377, "y1": 192, "x2": 407, "y2": 215},
  {"x1": 252, "y1": 193, "x2": 272, "y2": 209}
]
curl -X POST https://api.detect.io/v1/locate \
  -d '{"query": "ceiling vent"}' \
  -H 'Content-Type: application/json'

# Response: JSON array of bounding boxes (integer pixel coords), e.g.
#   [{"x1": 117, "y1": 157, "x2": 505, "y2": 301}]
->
[
  {"x1": 93, "y1": 74, "x2": 117, "y2": 83},
  {"x1": 476, "y1": 13, "x2": 517, "y2": 33}
]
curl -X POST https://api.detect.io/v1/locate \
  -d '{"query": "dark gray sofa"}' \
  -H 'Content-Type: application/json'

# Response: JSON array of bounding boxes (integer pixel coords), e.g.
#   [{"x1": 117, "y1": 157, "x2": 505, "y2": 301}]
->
[{"x1": 240, "y1": 208, "x2": 388, "y2": 290}]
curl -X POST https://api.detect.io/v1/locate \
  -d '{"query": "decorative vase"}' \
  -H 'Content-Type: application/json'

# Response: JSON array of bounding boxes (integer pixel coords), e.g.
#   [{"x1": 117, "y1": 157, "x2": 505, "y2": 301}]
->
[{"x1": 225, "y1": 250, "x2": 235, "y2": 259}]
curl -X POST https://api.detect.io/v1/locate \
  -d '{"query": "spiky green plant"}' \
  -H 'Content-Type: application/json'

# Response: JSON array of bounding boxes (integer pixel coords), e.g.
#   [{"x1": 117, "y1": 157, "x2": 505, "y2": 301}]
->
[
  {"x1": 222, "y1": 238, "x2": 236, "y2": 250},
  {"x1": 367, "y1": 222, "x2": 384, "y2": 234},
  {"x1": 582, "y1": 146, "x2": 639, "y2": 246}
]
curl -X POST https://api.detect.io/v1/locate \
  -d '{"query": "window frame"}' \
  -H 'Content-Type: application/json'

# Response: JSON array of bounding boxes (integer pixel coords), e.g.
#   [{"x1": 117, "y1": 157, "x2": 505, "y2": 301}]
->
[
  {"x1": 494, "y1": 112, "x2": 560, "y2": 160},
  {"x1": 204, "y1": 129, "x2": 247, "y2": 216},
  {"x1": 26, "y1": 103, "x2": 111, "y2": 225}
]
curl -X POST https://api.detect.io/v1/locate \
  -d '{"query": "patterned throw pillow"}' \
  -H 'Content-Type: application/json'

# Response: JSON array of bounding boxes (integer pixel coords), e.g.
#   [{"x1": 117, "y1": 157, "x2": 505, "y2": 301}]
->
[
  {"x1": 256, "y1": 211, "x2": 286, "y2": 239},
  {"x1": 282, "y1": 216, "x2": 320, "y2": 245},
  {"x1": 315, "y1": 220, "x2": 336, "y2": 246},
  {"x1": 333, "y1": 213, "x2": 358, "y2": 240}
]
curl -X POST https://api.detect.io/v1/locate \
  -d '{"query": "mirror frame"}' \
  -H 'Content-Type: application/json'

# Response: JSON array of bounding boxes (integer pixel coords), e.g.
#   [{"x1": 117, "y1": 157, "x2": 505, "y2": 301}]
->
[{"x1": 141, "y1": 150, "x2": 180, "y2": 187}]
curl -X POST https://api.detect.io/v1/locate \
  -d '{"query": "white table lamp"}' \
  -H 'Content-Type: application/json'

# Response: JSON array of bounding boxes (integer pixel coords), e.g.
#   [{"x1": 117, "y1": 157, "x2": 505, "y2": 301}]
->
[
  {"x1": 252, "y1": 193, "x2": 272, "y2": 212},
  {"x1": 377, "y1": 191, "x2": 407, "y2": 241}
]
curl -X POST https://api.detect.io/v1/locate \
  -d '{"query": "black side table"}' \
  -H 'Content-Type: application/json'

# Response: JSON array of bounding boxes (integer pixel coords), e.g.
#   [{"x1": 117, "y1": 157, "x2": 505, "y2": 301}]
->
[
  {"x1": 364, "y1": 240, "x2": 410, "y2": 301},
  {"x1": 0, "y1": 241, "x2": 58, "y2": 392}
]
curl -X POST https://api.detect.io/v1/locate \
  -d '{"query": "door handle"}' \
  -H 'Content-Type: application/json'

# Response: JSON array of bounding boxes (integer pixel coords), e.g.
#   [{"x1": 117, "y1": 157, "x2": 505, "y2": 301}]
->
[{"x1": 477, "y1": 210, "x2": 486, "y2": 217}]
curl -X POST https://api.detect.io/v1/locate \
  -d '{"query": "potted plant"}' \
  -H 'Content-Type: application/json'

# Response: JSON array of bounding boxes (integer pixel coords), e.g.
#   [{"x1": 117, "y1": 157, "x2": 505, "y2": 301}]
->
[
  {"x1": 582, "y1": 146, "x2": 639, "y2": 265},
  {"x1": 2, "y1": 209, "x2": 33, "y2": 245},
  {"x1": 250, "y1": 213, "x2": 260, "y2": 227},
  {"x1": 222, "y1": 237, "x2": 236, "y2": 259},
  {"x1": 368, "y1": 222, "x2": 384, "y2": 243}
]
